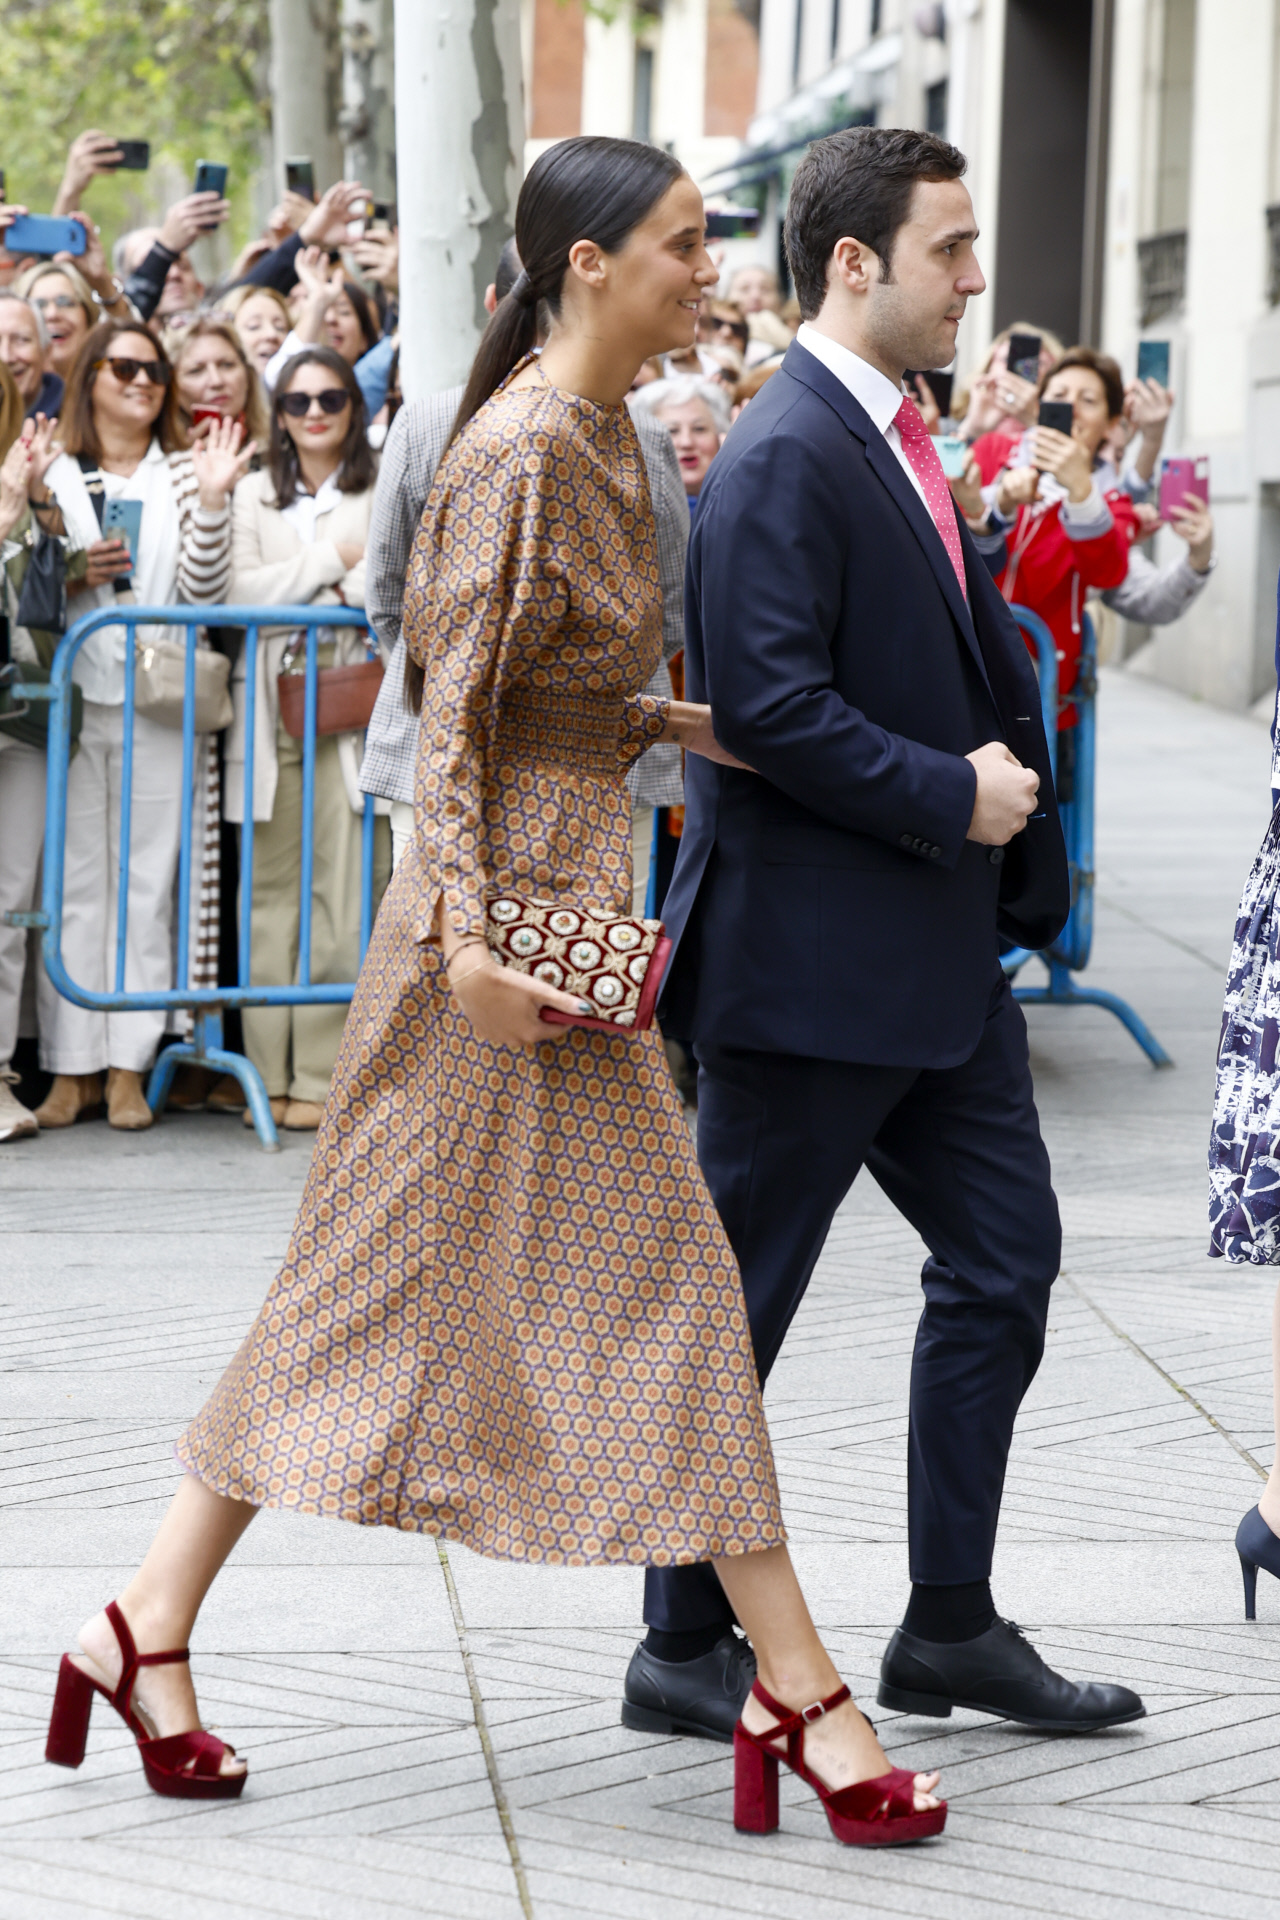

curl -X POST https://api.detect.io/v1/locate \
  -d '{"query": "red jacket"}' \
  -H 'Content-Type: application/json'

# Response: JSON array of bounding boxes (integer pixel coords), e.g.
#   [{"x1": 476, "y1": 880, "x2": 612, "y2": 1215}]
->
[{"x1": 971, "y1": 431, "x2": 1136, "y2": 726}]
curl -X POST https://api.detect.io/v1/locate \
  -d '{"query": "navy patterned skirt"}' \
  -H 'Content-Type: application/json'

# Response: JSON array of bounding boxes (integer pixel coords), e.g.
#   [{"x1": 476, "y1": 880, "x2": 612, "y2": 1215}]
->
[{"x1": 1209, "y1": 803, "x2": 1280, "y2": 1262}]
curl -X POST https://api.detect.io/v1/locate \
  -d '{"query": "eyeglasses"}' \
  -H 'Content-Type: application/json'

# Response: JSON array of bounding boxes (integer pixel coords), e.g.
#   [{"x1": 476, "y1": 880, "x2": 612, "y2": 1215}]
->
[
  {"x1": 33, "y1": 294, "x2": 79, "y2": 313},
  {"x1": 93, "y1": 356, "x2": 171, "y2": 387},
  {"x1": 707, "y1": 317, "x2": 749, "y2": 343},
  {"x1": 277, "y1": 388, "x2": 350, "y2": 417}
]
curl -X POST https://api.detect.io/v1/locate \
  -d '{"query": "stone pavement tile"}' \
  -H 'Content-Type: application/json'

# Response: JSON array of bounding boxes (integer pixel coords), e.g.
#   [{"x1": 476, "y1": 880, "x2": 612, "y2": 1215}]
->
[{"x1": 0, "y1": 1831, "x2": 522, "y2": 1919}]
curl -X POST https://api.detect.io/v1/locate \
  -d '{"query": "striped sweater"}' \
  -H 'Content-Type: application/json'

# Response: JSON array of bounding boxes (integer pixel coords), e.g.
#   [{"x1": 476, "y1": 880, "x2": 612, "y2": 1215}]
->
[{"x1": 168, "y1": 452, "x2": 233, "y2": 605}]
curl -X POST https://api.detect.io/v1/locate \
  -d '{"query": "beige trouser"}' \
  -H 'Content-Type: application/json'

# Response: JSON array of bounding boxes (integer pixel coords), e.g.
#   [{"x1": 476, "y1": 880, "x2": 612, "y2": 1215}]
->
[{"x1": 241, "y1": 726, "x2": 390, "y2": 1103}]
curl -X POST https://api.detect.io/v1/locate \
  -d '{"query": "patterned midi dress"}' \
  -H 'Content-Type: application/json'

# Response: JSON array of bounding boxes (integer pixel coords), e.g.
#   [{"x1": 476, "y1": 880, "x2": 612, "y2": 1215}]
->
[{"x1": 178, "y1": 367, "x2": 786, "y2": 1569}]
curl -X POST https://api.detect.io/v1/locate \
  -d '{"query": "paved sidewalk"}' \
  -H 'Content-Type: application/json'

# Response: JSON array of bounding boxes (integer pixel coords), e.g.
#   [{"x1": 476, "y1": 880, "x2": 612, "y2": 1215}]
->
[{"x1": 4, "y1": 668, "x2": 1280, "y2": 1919}]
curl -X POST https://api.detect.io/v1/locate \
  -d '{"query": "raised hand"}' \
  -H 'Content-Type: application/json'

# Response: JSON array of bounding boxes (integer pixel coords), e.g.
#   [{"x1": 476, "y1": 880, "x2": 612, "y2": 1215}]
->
[
  {"x1": 190, "y1": 417, "x2": 255, "y2": 509},
  {"x1": 57, "y1": 212, "x2": 110, "y2": 296},
  {"x1": 995, "y1": 464, "x2": 1041, "y2": 515},
  {"x1": 24, "y1": 414, "x2": 65, "y2": 493},
  {"x1": 159, "y1": 193, "x2": 231, "y2": 255},
  {"x1": 1167, "y1": 500, "x2": 1214, "y2": 573},
  {"x1": 949, "y1": 453, "x2": 986, "y2": 524},
  {"x1": 1028, "y1": 425, "x2": 1093, "y2": 503},
  {"x1": 298, "y1": 181, "x2": 369, "y2": 250},
  {"x1": 349, "y1": 229, "x2": 399, "y2": 291},
  {"x1": 53, "y1": 130, "x2": 123, "y2": 216}
]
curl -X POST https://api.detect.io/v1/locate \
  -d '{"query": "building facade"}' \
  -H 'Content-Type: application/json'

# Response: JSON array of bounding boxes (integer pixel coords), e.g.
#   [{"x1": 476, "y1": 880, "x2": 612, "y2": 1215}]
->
[{"x1": 699, "y1": 0, "x2": 1280, "y2": 713}]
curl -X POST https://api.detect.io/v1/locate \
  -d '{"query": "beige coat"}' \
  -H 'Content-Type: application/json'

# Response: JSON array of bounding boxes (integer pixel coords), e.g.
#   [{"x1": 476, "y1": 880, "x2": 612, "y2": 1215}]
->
[{"x1": 224, "y1": 469, "x2": 380, "y2": 823}]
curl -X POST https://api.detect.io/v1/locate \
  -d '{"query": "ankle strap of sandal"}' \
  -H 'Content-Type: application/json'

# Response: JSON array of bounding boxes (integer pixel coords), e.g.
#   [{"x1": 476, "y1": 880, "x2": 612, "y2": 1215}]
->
[
  {"x1": 748, "y1": 1678, "x2": 851, "y2": 1741},
  {"x1": 105, "y1": 1600, "x2": 191, "y2": 1698}
]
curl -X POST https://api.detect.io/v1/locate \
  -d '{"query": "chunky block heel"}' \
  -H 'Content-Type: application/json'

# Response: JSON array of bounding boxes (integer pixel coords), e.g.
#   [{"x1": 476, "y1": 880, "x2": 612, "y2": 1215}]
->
[
  {"x1": 733, "y1": 1724, "x2": 779, "y2": 1833},
  {"x1": 45, "y1": 1655, "x2": 94, "y2": 1768},
  {"x1": 44, "y1": 1601, "x2": 245, "y2": 1799}
]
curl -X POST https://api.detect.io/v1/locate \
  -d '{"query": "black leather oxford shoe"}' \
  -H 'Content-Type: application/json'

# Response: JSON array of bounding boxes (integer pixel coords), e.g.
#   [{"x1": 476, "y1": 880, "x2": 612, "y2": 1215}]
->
[
  {"x1": 621, "y1": 1631, "x2": 756, "y2": 1742},
  {"x1": 878, "y1": 1617, "x2": 1146, "y2": 1731}
]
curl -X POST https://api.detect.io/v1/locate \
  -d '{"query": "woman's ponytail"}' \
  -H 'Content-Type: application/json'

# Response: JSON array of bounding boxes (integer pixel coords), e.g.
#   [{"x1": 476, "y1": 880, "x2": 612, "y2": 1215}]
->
[{"x1": 405, "y1": 136, "x2": 684, "y2": 716}]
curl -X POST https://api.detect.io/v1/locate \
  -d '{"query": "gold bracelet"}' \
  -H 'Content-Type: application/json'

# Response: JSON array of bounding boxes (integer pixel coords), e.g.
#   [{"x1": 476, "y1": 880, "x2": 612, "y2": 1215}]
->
[
  {"x1": 445, "y1": 937, "x2": 487, "y2": 974},
  {"x1": 448, "y1": 954, "x2": 493, "y2": 991}
]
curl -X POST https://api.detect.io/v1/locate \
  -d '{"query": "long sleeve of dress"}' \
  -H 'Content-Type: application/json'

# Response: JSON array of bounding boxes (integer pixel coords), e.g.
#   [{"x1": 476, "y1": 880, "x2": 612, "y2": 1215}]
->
[{"x1": 402, "y1": 440, "x2": 552, "y2": 946}]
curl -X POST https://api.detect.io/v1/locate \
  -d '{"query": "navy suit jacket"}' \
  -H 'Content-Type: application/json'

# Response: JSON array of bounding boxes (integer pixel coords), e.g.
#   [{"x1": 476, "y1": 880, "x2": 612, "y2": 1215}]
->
[{"x1": 659, "y1": 340, "x2": 1069, "y2": 1069}]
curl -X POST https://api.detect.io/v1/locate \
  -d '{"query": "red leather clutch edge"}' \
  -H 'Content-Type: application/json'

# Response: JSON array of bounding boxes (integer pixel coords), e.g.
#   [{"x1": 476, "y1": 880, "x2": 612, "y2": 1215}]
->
[{"x1": 539, "y1": 934, "x2": 673, "y2": 1034}]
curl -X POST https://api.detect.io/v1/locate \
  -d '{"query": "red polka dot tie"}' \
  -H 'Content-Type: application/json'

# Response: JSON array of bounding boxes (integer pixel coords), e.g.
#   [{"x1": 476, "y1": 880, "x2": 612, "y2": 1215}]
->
[{"x1": 894, "y1": 395, "x2": 968, "y2": 602}]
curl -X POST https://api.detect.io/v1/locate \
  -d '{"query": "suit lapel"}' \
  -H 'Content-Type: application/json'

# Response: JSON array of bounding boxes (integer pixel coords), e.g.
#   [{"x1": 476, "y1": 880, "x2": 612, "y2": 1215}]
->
[{"x1": 783, "y1": 342, "x2": 994, "y2": 701}]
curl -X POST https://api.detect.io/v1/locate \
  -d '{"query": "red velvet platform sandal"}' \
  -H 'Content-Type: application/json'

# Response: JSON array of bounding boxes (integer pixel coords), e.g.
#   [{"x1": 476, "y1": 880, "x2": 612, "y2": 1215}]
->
[
  {"x1": 734, "y1": 1679, "x2": 945, "y2": 1846},
  {"x1": 45, "y1": 1600, "x2": 246, "y2": 1800}
]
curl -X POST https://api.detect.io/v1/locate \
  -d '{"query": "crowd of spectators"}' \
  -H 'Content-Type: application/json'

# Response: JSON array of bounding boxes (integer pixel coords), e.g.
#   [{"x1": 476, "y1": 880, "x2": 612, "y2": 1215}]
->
[{"x1": 0, "y1": 130, "x2": 1218, "y2": 1147}]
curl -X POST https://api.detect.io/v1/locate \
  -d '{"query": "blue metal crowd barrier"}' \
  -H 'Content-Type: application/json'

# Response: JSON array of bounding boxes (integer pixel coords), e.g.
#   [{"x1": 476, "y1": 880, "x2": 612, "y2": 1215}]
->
[
  {"x1": 3, "y1": 605, "x2": 382, "y2": 1149},
  {"x1": 1004, "y1": 603, "x2": 1171, "y2": 1067}
]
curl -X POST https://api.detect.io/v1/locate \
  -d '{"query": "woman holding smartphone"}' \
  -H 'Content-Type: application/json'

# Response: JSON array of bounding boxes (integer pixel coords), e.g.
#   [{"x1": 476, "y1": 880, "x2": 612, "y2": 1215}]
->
[
  {"x1": 172, "y1": 318, "x2": 268, "y2": 449},
  {"x1": 36, "y1": 321, "x2": 252, "y2": 1131},
  {"x1": 44, "y1": 138, "x2": 944, "y2": 1851}
]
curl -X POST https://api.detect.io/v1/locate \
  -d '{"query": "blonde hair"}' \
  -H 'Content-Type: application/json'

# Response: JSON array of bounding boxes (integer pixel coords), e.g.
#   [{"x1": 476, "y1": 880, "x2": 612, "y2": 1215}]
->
[
  {"x1": 14, "y1": 258, "x2": 97, "y2": 328},
  {"x1": 171, "y1": 316, "x2": 270, "y2": 445},
  {"x1": 220, "y1": 282, "x2": 291, "y2": 329}
]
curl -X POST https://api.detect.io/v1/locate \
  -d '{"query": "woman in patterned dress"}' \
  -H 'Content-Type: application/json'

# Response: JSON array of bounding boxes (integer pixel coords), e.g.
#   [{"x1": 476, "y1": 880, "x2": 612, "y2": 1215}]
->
[{"x1": 48, "y1": 138, "x2": 944, "y2": 1841}]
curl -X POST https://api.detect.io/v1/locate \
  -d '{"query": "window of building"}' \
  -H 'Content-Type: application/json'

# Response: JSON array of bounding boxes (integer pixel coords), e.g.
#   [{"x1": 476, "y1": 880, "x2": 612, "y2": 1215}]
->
[
  {"x1": 925, "y1": 78, "x2": 948, "y2": 136},
  {"x1": 792, "y1": 0, "x2": 805, "y2": 86},
  {"x1": 870, "y1": 0, "x2": 882, "y2": 33},
  {"x1": 1154, "y1": 0, "x2": 1195, "y2": 233},
  {"x1": 830, "y1": 0, "x2": 841, "y2": 60}
]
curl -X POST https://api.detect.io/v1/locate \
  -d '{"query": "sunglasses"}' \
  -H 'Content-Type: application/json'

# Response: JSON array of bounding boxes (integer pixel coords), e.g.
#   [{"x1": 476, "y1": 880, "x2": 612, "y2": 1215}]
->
[
  {"x1": 708, "y1": 317, "x2": 749, "y2": 342},
  {"x1": 278, "y1": 388, "x2": 350, "y2": 417},
  {"x1": 94, "y1": 355, "x2": 171, "y2": 387}
]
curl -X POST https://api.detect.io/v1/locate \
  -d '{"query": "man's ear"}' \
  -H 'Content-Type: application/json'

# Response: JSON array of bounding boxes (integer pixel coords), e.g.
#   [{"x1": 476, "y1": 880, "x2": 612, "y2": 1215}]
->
[{"x1": 829, "y1": 236, "x2": 880, "y2": 298}]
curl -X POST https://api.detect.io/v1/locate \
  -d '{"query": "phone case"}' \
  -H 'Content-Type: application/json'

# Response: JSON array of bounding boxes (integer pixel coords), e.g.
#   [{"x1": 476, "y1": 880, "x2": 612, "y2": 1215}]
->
[
  {"x1": 1159, "y1": 457, "x2": 1209, "y2": 520},
  {"x1": 193, "y1": 163, "x2": 228, "y2": 196},
  {"x1": 1137, "y1": 340, "x2": 1170, "y2": 387},
  {"x1": 102, "y1": 499, "x2": 143, "y2": 563},
  {"x1": 937, "y1": 435, "x2": 969, "y2": 479},
  {"x1": 3, "y1": 214, "x2": 86, "y2": 257}
]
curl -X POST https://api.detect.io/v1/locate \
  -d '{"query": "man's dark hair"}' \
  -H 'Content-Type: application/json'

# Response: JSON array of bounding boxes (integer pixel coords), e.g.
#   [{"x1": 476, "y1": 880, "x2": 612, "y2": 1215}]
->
[{"x1": 784, "y1": 126, "x2": 967, "y2": 321}]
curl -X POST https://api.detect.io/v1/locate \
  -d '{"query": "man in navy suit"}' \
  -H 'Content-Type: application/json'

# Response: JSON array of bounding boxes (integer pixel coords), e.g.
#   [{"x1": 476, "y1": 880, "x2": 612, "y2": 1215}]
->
[{"x1": 622, "y1": 126, "x2": 1145, "y2": 1740}]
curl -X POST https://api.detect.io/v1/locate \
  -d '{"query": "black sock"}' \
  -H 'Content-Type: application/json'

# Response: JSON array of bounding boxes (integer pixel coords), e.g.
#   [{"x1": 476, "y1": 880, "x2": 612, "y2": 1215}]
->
[
  {"x1": 644, "y1": 1624, "x2": 727, "y2": 1662},
  {"x1": 902, "y1": 1579, "x2": 996, "y2": 1644}
]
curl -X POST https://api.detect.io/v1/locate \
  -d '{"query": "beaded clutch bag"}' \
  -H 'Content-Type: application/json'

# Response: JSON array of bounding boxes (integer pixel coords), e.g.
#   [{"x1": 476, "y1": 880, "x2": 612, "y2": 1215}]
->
[{"x1": 484, "y1": 890, "x2": 673, "y2": 1034}]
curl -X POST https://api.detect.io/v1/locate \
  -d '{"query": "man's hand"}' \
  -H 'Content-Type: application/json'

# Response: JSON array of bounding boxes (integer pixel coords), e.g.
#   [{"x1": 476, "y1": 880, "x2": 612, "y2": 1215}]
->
[
  {"x1": 159, "y1": 193, "x2": 230, "y2": 256},
  {"x1": 299, "y1": 181, "x2": 369, "y2": 249},
  {"x1": 53, "y1": 131, "x2": 123, "y2": 216},
  {"x1": 965, "y1": 741, "x2": 1039, "y2": 845}
]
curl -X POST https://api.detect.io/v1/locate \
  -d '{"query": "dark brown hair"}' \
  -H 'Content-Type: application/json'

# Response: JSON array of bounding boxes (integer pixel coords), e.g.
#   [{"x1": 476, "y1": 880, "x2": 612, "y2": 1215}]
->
[
  {"x1": 1039, "y1": 346, "x2": 1125, "y2": 422},
  {"x1": 59, "y1": 320, "x2": 186, "y2": 461},
  {"x1": 337, "y1": 278, "x2": 380, "y2": 359},
  {"x1": 402, "y1": 136, "x2": 685, "y2": 717},
  {"x1": 784, "y1": 126, "x2": 967, "y2": 321},
  {"x1": 267, "y1": 346, "x2": 375, "y2": 509}
]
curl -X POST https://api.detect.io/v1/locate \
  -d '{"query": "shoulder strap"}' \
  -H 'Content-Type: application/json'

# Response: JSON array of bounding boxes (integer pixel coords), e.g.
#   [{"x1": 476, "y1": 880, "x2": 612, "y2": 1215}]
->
[{"x1": 75, "y1": 452, "x2": 107, "y2": 532}]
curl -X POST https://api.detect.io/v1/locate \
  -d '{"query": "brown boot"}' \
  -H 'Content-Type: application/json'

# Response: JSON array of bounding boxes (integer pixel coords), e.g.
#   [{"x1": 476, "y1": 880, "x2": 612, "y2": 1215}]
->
[
  {"x1": 106, "y1": 1068, "x2": 154, "y2": 1131},
  {"x1": 243, "y1": 1096, "x2": 288, "y2": 1129},
  {"x1": 34, "y1": 1073, "x2": 105, "y2": 1128}
]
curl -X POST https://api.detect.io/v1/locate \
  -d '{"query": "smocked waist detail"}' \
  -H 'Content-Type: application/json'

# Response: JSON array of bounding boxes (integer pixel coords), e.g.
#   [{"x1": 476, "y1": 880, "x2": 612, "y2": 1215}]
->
[{"x1": 491, "y1": 683, "x2": 621, "y2": 776}]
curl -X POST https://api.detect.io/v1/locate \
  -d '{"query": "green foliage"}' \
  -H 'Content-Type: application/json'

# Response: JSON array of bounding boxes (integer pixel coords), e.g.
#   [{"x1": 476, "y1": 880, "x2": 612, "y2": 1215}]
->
[{"x1": 0, "y1": 0, "x2": 270, "y2": 246}]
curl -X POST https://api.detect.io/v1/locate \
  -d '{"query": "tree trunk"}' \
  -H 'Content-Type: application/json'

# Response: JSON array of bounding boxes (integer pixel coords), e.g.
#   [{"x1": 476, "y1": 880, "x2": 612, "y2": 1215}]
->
[
  {"x1": 340, "y1": 0, "x2": 397, "y2": 204},
  {"x1": 269, "y1": 0, "x2": 344, "y2": 197},
  {"x1": 393, "y1": 0, "x2": 525, "y2": 400}
]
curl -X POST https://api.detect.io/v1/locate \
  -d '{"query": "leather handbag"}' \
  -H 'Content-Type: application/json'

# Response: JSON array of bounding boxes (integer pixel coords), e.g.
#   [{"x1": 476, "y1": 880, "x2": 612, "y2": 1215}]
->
[
  {"x1": 14, "y1": 527, "x2": 68, "y2": 637},
  {"x1": 483, "y1": 889, "x2": 672, "y2": 1033},
  {"x1": 134, "y1": 638, "x2": 233, "y2": 732},
  {"x1": 277, "y1": 656, "x2": 384, "y2": 739}
]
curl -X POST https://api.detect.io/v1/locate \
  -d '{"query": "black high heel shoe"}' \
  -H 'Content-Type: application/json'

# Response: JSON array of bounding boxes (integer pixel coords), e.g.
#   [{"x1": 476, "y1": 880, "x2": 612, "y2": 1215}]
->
[{"x1": 1235, "y1": 1506, "x2": 1280, "y2": 1620}]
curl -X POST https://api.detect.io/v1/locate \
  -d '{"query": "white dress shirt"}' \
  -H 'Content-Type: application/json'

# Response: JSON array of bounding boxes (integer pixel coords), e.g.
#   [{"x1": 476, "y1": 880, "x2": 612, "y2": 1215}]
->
[{"x1": 795, "y1": 323, "x2": 929, "y2": 513}]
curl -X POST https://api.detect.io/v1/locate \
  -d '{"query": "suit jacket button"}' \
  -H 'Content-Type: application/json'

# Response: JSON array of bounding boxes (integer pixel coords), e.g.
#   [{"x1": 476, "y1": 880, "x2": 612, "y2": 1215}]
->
[
  {"x1": 900, "y1": 833, "x2": 913, "y2": 848},
  {"x1": 988, "y1": 847, "x2": 1004, "y2": 866},
  {"x1": 928, "y1": 845, "x2": 941, "y2": 859}
]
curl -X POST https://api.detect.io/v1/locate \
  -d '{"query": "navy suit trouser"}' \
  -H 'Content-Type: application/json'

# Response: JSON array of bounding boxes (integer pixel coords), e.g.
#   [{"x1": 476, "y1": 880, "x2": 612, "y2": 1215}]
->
[{"x1": 643, "y1": 969, "x2": 1060, "y2": 1631}]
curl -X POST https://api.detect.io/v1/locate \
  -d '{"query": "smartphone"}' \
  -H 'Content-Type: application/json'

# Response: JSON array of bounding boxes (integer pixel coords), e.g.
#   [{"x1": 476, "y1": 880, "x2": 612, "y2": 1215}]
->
[
  {"x1": 1160, "y1": 455, "x2": 1209, "y2": 520},
  {"x1": 1137, "y1": 339, "x2": 1170, "y2": 388},
  {"x1": 937, "y1": 434, "x2": 970, "y2": 480},
  {"x1": 192, "y1": 161, "x2": 228, "y2": 232},
  {"x1": 112, "y1": 140, "x2": 151, "y2": 171},
  {"x1": 285, "y1": 157, "x2": 316, "y2": 202},
  {"x1": 1007, "y1": 331, "x2": 1042, "y2": 384},
  {"x1": 191, "y1": 406, "x2": 224, "y2": 427},
  {"x1": 102, "y1": 498, "x2": 143, "y2": 569},
  {"x1": 370, "y1": 200, "x2": 394, "y2": 231},
  {"x1": 705, "y1": 206, "x2": 761, "y2": 239},
  {"x1": 2, "y1": 213, "x2": 87, "y2": 257},
  {"x1": 1037, "y1": 399, "x2": 1075, "y2": 438},
  {"x1": 907, "y1": 368, "x2": 954, "y2": 417}
]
